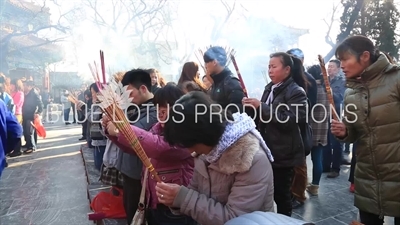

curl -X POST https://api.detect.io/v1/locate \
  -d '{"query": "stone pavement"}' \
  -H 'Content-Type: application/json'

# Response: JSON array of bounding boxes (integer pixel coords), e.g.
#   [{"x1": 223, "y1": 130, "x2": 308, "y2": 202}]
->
[
  {"x1": 0, "y1": 118, "x2": 92, "y2": 225},
  {"x1": 292, "y1": 154, "x2": 395, "y2": 225},
  {"x1": 0, "y1": 114, "x2": 396, "y2": 225}
]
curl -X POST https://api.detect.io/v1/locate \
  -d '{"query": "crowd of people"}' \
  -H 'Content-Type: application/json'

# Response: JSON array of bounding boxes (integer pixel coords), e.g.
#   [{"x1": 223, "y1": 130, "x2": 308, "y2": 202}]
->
[
  {"x1": 1, "y1": 35, "x2": 399, "y2": 225},
  {"x1": 0, "y1": 75, "x2": 49, "y2": 160}
]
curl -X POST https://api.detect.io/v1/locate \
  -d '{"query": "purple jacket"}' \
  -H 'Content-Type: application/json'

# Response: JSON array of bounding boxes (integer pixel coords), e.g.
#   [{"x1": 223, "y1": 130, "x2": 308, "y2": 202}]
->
[{"x1": 117, "y1": 122, "x2": 194, "y2": 209}]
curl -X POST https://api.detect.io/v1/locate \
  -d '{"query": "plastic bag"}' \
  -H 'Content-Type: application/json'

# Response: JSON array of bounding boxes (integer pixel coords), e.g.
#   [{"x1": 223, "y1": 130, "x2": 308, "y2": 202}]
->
[
  {"x1": 31, "y1": 117, "x2": 46, "y2": 138},
  {"x1": 89, "y1": 187, "x2": 126, "y2": 220}
]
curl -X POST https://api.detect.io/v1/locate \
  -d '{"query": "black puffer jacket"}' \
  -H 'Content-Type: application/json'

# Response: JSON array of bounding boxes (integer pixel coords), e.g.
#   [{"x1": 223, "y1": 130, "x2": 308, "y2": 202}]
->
[
  {"x1": 22, "y1": 88, "x2": 43, "y2": 120},
  {"x1": 210, "y1": 68, "x2": 245, "y2": 113},
  {"x1": 258, "y1": 77, "x2": 307, "y2": 168}
]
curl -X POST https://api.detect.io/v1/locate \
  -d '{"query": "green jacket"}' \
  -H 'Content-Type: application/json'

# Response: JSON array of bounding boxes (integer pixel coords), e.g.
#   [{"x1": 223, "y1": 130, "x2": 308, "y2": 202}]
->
[{"x1": 341, "y1": 54, "x2": 400, "y2": 217}]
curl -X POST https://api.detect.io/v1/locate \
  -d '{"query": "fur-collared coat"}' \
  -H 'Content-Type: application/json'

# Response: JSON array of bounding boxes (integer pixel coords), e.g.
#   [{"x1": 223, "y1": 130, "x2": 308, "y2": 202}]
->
[{"x1": 172, "y1": 133, "x2": 274, "y2": 225}]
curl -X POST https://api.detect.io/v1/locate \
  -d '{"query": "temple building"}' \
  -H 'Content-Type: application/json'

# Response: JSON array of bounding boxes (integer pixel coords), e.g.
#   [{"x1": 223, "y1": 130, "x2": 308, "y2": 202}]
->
[{"x1": 0, "y1": 0, "x2": 64, "y2": 89}]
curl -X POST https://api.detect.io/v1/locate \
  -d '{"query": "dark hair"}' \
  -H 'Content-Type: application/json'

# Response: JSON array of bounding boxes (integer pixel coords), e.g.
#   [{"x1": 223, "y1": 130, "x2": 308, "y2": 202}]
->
[
  {"x1": 153, "y1": 83, "x2": 184, "y2": 107},
  {"x1": 307, "y1": 65, "x2": 322, "y2": 80},
  {"x1": 89, "y1": 82, "x2": 100, "y2": 93},
  {"x1": 121, "y1": 69, "x2": 152, "y2": 91},
  {"x1": 178, "y1": 62, "x2": 199, "y2": 84},
  {"x1": 164, "y1": 91, "x2": 232, "y2": 147},
  {"x1": 23, "y1": 80, "x2": 35, "y2": 87},
  {"x1": 181, "y1": 81, "x2": 202, "y2": 93},
  {"x1": 11, "y1": 79, "x2": 23, "y2": 92},
  {"x1": 178, "y1": 62, "x2": 207, "y2": 91},
  {"x1": 270, "y1": 52, "x2": 308, "y2": 91},
  {"x1": 329, "y1": 59, "x2": 340, "y2": 68},
  {"x1": 84, "y1": 89, "x2": 91, "y2": 98},
  {"x1": 335, "y1": 35, "x2": 380, "y2": 63}
]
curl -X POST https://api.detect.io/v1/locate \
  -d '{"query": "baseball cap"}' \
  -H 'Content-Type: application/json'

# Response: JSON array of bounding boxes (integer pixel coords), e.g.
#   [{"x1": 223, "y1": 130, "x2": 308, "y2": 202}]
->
[{"x1": 203, "y1": 46, "x2": 228, "y2": 67}]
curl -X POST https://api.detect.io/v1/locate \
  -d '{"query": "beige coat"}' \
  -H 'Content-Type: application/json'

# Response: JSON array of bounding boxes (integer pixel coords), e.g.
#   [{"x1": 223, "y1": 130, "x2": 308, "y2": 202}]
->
[{"x1": 172, "y1": 133, "x2": 274, "y2": 225}]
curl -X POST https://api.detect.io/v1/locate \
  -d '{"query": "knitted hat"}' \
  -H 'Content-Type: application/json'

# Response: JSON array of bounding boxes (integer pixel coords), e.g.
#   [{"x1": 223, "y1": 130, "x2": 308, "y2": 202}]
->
[
  {"x1": 287, "y1": 48, "x2": 305, "y2": 59},
  {"x1": 203, "y1": 46, "x2": 227, "y2": 67}
]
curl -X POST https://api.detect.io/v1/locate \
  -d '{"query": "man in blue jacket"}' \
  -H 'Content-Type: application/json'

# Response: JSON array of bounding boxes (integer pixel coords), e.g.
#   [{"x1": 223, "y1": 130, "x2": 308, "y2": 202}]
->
[{"x1": 0, "y1": 98, "x2": 23, "y2": 178}]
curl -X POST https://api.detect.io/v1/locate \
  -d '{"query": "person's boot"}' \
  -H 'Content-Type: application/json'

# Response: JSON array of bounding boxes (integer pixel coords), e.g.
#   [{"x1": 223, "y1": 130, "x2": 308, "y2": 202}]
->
[
  {"x1": 327, "y1": 171, "x2": 339, "y2": 178},
  {"x1": 8, "y1": 150, "x2": 22, "y2": 158},
  {"x1": 306, "y1": 184, "x2": 319, "y2": 196},
  {"x1": 291, "y1": 196, "x2": 304, "y2": 209}
]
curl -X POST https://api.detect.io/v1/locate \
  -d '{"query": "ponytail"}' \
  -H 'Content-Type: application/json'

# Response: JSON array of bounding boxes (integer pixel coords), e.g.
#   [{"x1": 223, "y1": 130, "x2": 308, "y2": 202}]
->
[{"x1": 290, "y1": 56, "x2": 309, "y2": 92}]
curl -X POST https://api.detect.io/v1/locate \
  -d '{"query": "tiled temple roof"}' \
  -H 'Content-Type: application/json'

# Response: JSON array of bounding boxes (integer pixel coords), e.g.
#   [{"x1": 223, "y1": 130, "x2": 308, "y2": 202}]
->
[{"x1": 8, "y1": 0, "x2": 49, "y2": 14}]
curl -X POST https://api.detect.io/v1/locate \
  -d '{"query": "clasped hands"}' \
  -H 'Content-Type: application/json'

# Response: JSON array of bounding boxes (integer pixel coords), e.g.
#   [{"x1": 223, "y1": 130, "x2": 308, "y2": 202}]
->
[{"x1": 101, "y1": 115, "x2": 119, "y2": 136}]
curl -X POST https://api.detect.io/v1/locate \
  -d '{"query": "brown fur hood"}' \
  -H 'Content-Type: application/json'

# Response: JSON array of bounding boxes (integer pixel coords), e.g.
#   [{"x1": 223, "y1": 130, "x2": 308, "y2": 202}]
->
[{"x1": 205, "y1": 133, "x2": 265, "y2": 175}]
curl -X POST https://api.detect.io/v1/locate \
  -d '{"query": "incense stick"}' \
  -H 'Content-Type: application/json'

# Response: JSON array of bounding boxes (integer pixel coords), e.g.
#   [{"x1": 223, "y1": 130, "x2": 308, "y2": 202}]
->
[{"x1": 318, "y1": 55, "x2": 339, "y2": 121}]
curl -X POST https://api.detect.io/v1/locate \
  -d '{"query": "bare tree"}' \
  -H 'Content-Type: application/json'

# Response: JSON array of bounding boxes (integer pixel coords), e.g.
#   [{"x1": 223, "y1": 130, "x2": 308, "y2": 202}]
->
[
  {"x1": 323, "y1": 3, "x2": 342, "y2": 48},
  {"x1": 82, "y1": 0, "x2": 174, "y2": 67},
  {"x1": 210, "y1": 0, "x2": 237, "y2": 42},
  {"x1": 323, "y1": 0, "x2": 364, "y2": 62}
]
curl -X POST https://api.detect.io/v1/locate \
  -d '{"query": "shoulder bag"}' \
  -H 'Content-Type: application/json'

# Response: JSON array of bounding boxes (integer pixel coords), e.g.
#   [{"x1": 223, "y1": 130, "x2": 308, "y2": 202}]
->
[{"x1": 131, "y1": 167, "x2": 149, "y2": 225}]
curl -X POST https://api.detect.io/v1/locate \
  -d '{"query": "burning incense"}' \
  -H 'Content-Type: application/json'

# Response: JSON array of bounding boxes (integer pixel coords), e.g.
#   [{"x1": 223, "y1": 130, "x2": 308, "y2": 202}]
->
[
  {"x1": 318, "y1": 55, "x2": 339, "y2": 121},
  {"x1": 100, "y1": 50, "x2": 106, "y2": 84},
  {"x1": 97, "y1": 80, "x2": 161, "y2": 182}
]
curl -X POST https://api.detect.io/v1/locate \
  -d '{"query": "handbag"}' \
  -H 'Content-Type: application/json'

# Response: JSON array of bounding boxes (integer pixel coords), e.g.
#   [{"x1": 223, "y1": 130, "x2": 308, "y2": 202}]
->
[
  {"x1": 90, "y1": 123, "x2": 105, "y2": 140},
  {"x1": 89, "y1": 108, "x2": 105, "y2": 140},
  {"x1": 131, "y1": 167, "x2": 149, "y2": 225}
]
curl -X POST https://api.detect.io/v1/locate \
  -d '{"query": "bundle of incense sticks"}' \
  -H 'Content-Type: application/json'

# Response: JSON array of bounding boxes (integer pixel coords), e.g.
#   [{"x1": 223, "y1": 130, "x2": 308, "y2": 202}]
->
[
  {"x1": 230, "y1": 50, "x2": 248, "y2": 97},
  {"x1": 100, "y1": 50, "x2": 106, "y2": 84},
  {"x1": 67, "y1": 92, "x2": 78, "y2": 104},
  {"x1": 112, "y1": 71, "x2": 126, "y2": 83},
  {"x1": 318, "y1": 55, "x2": 339, "y2": 121},
  {"x1": 97, "y1": 79, "x2": 161, "y2": 182},
  {"x1": 88, "y1": 50, "x2": 107, "y2": 90}
]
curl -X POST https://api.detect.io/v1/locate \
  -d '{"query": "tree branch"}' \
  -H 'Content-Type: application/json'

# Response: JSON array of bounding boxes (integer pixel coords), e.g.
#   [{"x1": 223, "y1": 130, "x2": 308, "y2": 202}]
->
[
  {"x1": 324, "y1": 0, "x2": 365, "y2": 62},
  {"x1": 323, "y1": 3, "x2": 340, "y2": 47},
  {"x1": 1, "y1": 24, "x2": 68, "y2": 45},
  {"x1": 8, "y1": 37, "x2": 65, "y2": 56}
]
